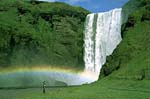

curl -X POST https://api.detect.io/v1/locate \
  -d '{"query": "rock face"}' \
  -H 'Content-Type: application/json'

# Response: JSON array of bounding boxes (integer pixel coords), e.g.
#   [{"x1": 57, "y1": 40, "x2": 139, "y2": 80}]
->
[
  {"x1": 0, "y1": 0, "x2": 89, "y2": 68},
  {"x1": 84, "y1": 8, "x2": 122, "y2": 80}
]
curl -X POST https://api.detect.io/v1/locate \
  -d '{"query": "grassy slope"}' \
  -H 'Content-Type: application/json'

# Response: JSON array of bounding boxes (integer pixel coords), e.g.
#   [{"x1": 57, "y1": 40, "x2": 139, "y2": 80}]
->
[
  {"x1": 0, "y1": 79, "x2": 150, "y2": 99},
  {"x1": 100, "y1": 0, "x2": 150, "y2": 80},
  {"x1": 0, "y1": 0, "x2": 150, "y2": 99},
  {"x1": 0, "y1": 0, "x2": 89, "y2": 68}
]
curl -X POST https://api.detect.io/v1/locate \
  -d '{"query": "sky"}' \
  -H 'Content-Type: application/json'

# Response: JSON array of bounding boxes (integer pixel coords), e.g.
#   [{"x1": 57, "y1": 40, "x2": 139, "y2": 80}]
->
[{"x1": 39, "y1": 0, "x2": 129, "y2": 12}]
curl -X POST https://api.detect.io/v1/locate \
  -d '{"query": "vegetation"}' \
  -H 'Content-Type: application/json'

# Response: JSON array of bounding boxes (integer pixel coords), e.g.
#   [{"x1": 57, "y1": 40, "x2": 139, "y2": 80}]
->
[
  {"x1": 0, "y1": 0, "x2": 150, "y2": 99},
  {"x1": 0, "y1": 79, "x2": 150, "y2": 99},
  {"x1": 0, "y1": 0, "x2": 89, "y2": 68},
  {"x1": 101, "y1": 0, "x2": 150, "y2": 81}
]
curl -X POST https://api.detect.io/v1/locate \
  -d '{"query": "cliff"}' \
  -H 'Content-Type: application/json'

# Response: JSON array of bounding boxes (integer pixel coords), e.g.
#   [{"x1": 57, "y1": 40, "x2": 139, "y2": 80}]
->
[{"x1": 0, "y1": 0, "x2": 89, "y2": 68}]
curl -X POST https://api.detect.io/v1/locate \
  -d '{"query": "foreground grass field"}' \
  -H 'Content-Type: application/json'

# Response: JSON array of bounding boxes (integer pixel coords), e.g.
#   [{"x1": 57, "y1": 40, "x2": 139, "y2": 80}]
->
[{"x1": 0, "y1": 78, "x2": 150, "y2": 99}]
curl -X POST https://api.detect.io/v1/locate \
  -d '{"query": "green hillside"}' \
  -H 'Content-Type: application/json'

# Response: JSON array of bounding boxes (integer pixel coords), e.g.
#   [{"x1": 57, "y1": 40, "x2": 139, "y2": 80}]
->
[
  {"x1": 0, "y1": 0, "x2": 89, "y2": 68},
  {"x1": 0, "y1": 0, "x2": 150, "y2": 99},
  {"x1": 101, "y1": 0, "x2": 150, "y2": 80}
]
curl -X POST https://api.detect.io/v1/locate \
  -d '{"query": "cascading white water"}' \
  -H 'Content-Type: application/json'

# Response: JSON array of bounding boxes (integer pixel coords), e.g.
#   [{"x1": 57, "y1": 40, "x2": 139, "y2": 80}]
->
[{"x1": 84, "y1": 8, "x2": 122, "y2": 81}]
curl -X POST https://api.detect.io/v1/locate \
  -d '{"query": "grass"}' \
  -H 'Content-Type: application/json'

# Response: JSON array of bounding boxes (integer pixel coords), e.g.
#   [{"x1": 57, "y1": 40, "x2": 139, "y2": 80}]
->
[
  {"x1": 100, "y1": 0, "x2": 150, "y2": 79},
  {"x1": 0, "y1": 0, "x2": 150, "y2": 99},
  {"x1": 0, "y1": 78, "x2": 150, "y2": 99},
  {"x1": 107, "y1": 21, "x2": 150, "y2": 80}
]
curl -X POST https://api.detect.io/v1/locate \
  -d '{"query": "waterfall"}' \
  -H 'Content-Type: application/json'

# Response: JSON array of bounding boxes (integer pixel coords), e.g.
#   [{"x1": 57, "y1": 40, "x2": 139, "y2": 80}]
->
[{"x1": 84, "y1": 8, "x2": 122, "y2": 81}]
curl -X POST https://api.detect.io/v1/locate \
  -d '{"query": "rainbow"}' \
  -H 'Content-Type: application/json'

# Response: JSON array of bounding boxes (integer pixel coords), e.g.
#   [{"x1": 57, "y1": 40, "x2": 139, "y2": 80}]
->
[
  {"x1": 0, "y1": 65, "x2": 97, "y2": 87},
  {"x1": 0, "y1": 65, "x2": 82, "y2": 74}
]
